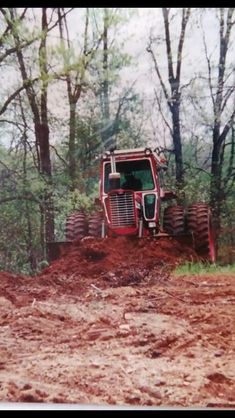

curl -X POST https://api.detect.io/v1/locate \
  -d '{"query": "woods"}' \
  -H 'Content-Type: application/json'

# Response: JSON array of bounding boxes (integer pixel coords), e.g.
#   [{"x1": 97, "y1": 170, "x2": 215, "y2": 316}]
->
[{"x1": 0, "y1": 7, "x2": 235, "y2": 273}]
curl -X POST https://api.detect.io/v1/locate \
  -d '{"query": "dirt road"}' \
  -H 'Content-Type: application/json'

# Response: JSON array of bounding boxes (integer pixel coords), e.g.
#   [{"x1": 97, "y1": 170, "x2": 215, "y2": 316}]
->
[{"x1": 0, "y1": 237, "x2": 234, "y2": 408}]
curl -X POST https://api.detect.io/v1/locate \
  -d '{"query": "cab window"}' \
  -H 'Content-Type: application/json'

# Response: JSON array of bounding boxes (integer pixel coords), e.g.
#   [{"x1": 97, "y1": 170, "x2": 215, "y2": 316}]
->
[{"x1": 104, "y1": 159, "x2": 154, "y2": 193}]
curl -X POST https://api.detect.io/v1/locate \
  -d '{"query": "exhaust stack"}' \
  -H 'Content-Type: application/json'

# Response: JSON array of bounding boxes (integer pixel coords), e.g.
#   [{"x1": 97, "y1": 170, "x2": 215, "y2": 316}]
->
[{"x1": 109, "y1": 151, "x2": 121, "y2": 190}]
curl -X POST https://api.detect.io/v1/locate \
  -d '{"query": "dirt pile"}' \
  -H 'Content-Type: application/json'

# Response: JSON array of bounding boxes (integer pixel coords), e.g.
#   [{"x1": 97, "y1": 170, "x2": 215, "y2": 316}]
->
[
  {"x1": 37, "y1": 236, "x2": 198, "y2": 295},
  {"x1": 0, "y1": 236, "x2": 197, "y2": 306}
]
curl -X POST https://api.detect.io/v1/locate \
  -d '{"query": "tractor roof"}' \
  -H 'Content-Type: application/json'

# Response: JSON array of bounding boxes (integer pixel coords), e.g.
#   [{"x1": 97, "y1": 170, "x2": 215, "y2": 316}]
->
[
  {"x1": 102, "y1": 147, "x2": 156, "y2": 159},
  {"x1": 100, "y1": 147, "x2": 168, "y2": 169}
]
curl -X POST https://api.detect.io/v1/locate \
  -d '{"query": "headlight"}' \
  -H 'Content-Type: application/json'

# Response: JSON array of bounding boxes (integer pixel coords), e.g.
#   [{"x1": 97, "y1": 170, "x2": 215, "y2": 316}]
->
[{"x1": 145, "y1": 148, "x2": 152, "y2": 156}]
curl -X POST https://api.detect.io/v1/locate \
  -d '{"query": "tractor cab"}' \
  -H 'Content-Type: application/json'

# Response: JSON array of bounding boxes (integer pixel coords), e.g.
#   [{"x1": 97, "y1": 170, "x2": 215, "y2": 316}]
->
[{"x1": 100, "y1": 148, "x2": 166, "y2": 237}]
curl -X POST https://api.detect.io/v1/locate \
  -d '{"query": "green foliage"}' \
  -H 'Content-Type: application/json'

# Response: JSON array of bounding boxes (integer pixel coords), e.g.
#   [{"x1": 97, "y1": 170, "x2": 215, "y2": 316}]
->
[
  {"x1": 0, "y1": 145, "x2": 48, "y2": 274},
  {"x1": 173, "y1": 261, "x2": 235, "y2": 276},
  {"x1": 0, "y1": 200, "x2": 41, "y2": 274},
  {"x1": 36, "y1": 259, "x2": 49, "y2": 271}
]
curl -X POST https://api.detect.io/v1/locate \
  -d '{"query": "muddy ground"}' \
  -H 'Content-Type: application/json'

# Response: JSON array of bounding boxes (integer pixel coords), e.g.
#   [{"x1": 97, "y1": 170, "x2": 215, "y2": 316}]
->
[{"x1": 0, "y1": 236, "x2": 234, "y2": 409}]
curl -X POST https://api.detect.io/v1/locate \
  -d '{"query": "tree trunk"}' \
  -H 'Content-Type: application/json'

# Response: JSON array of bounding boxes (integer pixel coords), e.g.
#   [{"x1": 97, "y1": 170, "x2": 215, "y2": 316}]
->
[
  {"x1": 39, "y1": 8, "x2": 54, "y2": 243},
  {"x1": 209, "y1": 9, "x2": 235, "y2": 239},
  {"x1": 210, "y1": 143, "x2": 223, "y2": 234},
  {"x1": 25, "y1": 200, "x2": 37, "y2": 271},
  {"x1": 20, "y1": 95, "x2": 38, "y2": 272},
  {"x1": 171, "y1": 102, "x2": 184, "y2": 190},
  {"x1": 148, "y1": 8, "x2": 190, "y2": 195},
  {"x1": 58, "y1": 7, "x2": 90, "y2": 190},
  {"x1": 68, "y1": 102, "x2": 77, "y2": 191},
  {"x1": 9, "y1": 7, "x2": 55, "y2": 251},
  {"x1": 163, "y1": 7, "x2": 190, "y2": 195},
  {"x1": 101, "y1": 8, "x2": 112, "y2": 150}
]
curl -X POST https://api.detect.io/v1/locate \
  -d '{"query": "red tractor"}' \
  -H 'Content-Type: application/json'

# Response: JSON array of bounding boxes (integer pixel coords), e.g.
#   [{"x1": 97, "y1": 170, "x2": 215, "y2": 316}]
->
[
  {"x1": 48, "y1": 147, "x2": 216, "y2": 263},
  {"x1": 49, "y1": 148, "x2": 216, "y2": 262}
]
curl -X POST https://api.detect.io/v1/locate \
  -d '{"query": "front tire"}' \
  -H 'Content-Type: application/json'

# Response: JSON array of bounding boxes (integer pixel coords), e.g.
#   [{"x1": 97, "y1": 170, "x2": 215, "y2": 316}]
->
[
  {"x1": 65, "y1": 211, "x2": 88, "y2": 241},
  {"x1": 88, "y1": 212, "x2": 103, "y2": 237},
  {"x1": 163, "y1": 205, "x2": 185, "y2": 235}
]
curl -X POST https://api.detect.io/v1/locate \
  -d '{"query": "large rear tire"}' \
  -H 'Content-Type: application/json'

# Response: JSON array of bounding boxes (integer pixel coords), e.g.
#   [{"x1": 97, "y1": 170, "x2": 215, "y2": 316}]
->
[
  {"x1": 163, "y1": 205, "x2": 185, "y2": 235},
  {"x1": 88, "y1": 212, "x2": 103, "y2": 237},
  {"x1": 187, "y1": 203, "x2": 216, "y2": 263},
  {"x1": 65, "y1": 211, "x2": 88, "y2": 242}
]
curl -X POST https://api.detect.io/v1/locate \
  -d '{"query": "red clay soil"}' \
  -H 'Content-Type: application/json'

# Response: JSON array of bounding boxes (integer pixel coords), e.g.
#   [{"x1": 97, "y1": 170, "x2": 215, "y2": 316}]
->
[
  {"x1": 37, "y1": 236, "x2": 198, "y2": 294},
  {"x1": 0, "y1": 237, "x2": 234, "y2": 409}
]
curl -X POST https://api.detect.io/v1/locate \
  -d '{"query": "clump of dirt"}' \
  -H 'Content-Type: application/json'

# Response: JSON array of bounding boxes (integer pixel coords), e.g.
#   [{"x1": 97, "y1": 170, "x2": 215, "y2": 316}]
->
[{"x1": 0, "y1": 271, "x2": 33, "y2": 305}]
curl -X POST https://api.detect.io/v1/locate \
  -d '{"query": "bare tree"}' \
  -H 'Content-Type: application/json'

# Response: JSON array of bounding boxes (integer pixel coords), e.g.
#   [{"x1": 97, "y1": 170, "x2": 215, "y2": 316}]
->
[
  {"x1": 58, "y1": 8, "x2": 101, "y2": 191},
  {"x1": 203, "y1": 8, "x2": 235, "y2": 233},
  {"x1": 5, "y1": 8, "x2": 55, "y2": 248},
  {"x1": 99, "y1": 8, "x2": 112, "y2": 149},
  {"x1": 147, "y1": 8, "x2": 191, "y2": 194}
]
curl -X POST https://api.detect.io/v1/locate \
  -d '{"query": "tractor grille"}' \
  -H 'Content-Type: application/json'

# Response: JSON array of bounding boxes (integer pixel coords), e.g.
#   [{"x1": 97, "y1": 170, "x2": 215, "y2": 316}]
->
[{"x1": 109, "y1": 191, "x2": 136, "y2": 228}]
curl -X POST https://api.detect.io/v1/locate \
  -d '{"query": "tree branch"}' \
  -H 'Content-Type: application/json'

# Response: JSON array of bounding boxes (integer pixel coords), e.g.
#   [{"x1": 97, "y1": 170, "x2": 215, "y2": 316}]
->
[
  {"x1": 183, "y1": 161, "x2": 211, "y2": 177},
  {"x1": 47, "y1": 7, "x2": 73, "y2": 33},
  {"x1": 147, "y1": 40, "x2": 171, "y2": 107},
  {"x1": 0, "y1": 78, "x2": 39, "y2": 116},
  {"x1": 50, "y1": 144, "x2": 68, "y2": 168},
  {"x1": 202, "y1": 24, "x2": 216, "y2": 112},
  {"x1": 0, "y1": 38, "x2": 38, "y2": 63},
  {"x1": 218, "y1": 108, "x2": 235, "y2": 146},
  {"x1": 154, "y1": 89, "x2": 173, "y2": 136},
  {"x1": 176, "y1": 8, "x2": 191, "y2": 82},
  {"x1": 221, "y1": 86, "x2": 235, "y2": 113},
  {"x1": 162, "y1": 8, "x2": 174, "y2": 83}
]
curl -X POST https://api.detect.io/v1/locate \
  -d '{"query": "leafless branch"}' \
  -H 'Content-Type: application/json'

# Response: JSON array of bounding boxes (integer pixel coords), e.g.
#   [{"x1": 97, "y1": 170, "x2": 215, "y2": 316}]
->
[
  {"x1": 50, "y1": 144, "x2": 68, "y2": 168},
  {"x1": 147, "y1": 39, "x2": 170, "y2": 107},
  {"x1": 0, "y1": 78, "x2": 39, "y2": 116},
  {"x1": 183, "y1": 161, "x2": 211, "y2": 177},
  {"x1": 176, "y1": 8, "x2": 191, "y2": 82},
  {"x1": 202, "y1": 25, "x2": 216, "y2": 112},
  {"x1": 154, "y1": 89, "x2": 173, "y2": 136},
  {"x1": 221, "y1": 86, "x2": 235, "y2": 113},
  {"x1": 162, "y1": 8, "x2": 174, "y2": 83},
  {"x1": 0, "y1": 118, "x2": 27, "y2": 130},
  {"x1": 47, "y1": 8, "x2": 73, "y2": 33},
  {"x1": 218, "y1": 107, "x2": 235, "y2": 147}
]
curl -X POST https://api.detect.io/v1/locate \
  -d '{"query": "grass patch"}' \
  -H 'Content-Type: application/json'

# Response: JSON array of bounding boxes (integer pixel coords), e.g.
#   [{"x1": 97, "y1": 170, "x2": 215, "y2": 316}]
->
[{"x1": 174, "y1": 261, "x2": 235, "y2": 276}]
